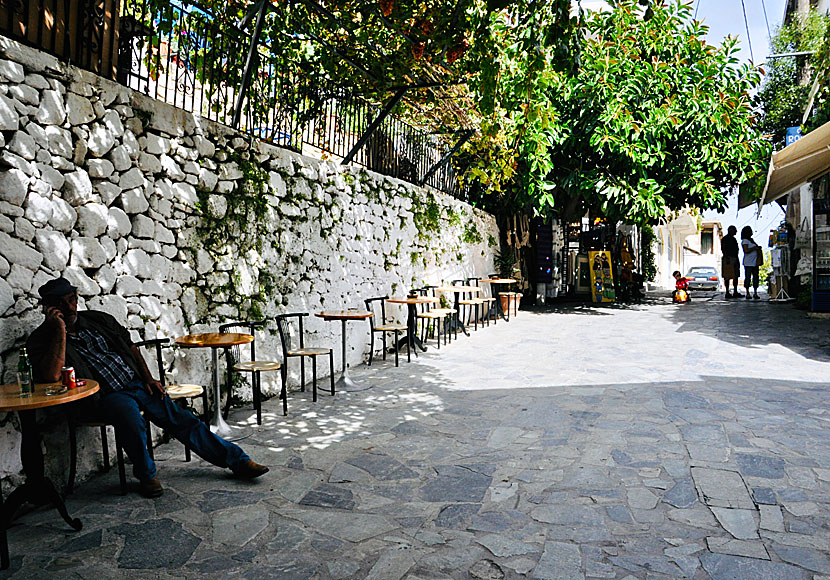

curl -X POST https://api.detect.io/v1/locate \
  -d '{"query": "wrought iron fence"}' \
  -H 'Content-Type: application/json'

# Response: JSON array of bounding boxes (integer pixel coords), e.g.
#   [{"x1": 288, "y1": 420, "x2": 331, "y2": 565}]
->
[{"x1": 0, "y1": 0, "x2": 469, "y2": 200}]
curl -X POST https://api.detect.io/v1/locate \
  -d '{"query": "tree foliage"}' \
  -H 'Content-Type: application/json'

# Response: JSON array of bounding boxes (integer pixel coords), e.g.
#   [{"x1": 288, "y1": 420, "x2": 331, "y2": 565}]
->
[
  {"x1": 463, "y1": 0, "x2": 770, "y2": 223},
  {"x1": 756, "y1": 10, "x2": 830, "y2": 147}
]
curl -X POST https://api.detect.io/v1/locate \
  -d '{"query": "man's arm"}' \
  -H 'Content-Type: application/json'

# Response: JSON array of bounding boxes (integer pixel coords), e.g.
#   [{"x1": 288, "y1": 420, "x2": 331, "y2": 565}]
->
[
  {"x1": 28, "y1": 306, "x2": 68, "y2": 382},
  {"x1": 129, "y1": 344, "x2": 165, "y2": 397}
]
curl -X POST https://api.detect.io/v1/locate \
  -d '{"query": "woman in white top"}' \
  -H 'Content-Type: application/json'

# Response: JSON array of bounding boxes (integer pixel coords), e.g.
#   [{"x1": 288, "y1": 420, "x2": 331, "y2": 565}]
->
[{"x1": 740, "y1": 226, "x2": 763, "y2": 300}]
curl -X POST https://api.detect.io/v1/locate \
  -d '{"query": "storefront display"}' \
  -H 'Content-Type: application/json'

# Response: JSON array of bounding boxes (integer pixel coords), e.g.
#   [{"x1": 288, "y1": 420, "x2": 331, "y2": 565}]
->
[
  {"x1": 813, "y1": 198, "x2": 830, "y2": 311},
  {"x1": 589, "y1": 250, "x2": 615, "y2": 303}
]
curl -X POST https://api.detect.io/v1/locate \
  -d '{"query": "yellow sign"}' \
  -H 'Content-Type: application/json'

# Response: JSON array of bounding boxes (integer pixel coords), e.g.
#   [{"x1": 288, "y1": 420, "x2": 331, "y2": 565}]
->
[{"x1": 589, "y1": 251, "x2": 615, "y2": 303}]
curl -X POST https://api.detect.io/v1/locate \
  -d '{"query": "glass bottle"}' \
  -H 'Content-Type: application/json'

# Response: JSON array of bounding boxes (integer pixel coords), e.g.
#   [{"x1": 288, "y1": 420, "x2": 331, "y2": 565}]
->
[{"x1": 17, "y1": 347, "x2": 33, "y2": 398}]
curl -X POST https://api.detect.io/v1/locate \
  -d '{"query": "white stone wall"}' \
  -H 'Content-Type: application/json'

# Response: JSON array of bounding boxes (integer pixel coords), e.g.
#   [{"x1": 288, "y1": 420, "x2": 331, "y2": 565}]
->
[{"x1": 0, "y1": 38, "x2": 498, "y2": 489}]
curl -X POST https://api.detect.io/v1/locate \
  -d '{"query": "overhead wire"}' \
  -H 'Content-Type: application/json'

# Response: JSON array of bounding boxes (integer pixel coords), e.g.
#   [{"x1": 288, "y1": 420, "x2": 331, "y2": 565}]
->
[
  {"x1": 694, "y1": 0, "x2": 701, "y2": 20},
  {"x1": 740, "y1": 0, "x2": 755, "y2": 62},
  {"x1": 760, "y1": 0, "x2": 772, "y2": 42}
]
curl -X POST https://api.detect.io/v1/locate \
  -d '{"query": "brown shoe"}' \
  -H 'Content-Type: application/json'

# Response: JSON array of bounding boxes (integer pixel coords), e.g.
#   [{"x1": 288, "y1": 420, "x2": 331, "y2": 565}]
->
[
  {"x1": 232, "y1": 460, "x2": 269, "y2": 480},
  {"x1": 139, "y1": 477, "x2": 163, "y2": 498}
]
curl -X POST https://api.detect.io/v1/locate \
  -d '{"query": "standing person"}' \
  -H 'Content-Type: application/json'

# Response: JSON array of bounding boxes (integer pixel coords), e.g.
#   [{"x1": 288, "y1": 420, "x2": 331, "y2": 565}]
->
[
  {"x1": 721, "y1": 225, "x2": 741, "y2": 298},
  {"x1": 26, "y1": 277, "x2": 269, "y2": 498},
  {"x1": 740, "y1": 226, "x2": 764, "y2": 300}
]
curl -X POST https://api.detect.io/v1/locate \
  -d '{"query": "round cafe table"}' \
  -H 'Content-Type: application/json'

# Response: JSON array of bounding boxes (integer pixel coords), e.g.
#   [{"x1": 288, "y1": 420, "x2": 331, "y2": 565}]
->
[
  {"x1": 0, "y1": 379, "x2": 100, "y2": 570},
  {"x1": 479, "y1": 278, "x2": 517, "y2": 320},
  {"x1": 174, "y1": 333, "x2": 253, "y2": 441},
  {"x1": 435, "y1": 285, "x2": 482, "y2": 336},
  {"x1": 316, "y1": 310, "x2": 374, "y2": 392},
  {"x1": 387, "y1": 295, "x2": 439, "y2": 356}
]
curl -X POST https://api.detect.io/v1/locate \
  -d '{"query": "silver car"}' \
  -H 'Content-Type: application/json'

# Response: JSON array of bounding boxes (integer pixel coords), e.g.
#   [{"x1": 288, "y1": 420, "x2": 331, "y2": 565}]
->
[{"x1": 685, "y1": 266, "x2": 720, "y2": 290}]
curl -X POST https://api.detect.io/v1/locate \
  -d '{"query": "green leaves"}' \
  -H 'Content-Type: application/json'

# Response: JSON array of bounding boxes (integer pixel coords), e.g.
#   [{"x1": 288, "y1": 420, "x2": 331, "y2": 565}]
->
[{"x1": 463, "y1": 0, "x2": 769, "y2": 223}]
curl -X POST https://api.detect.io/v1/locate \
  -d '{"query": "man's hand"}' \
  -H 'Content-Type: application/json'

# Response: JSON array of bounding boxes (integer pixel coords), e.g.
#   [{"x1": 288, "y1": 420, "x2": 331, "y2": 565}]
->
[
  {"x1": 145, "y1": 378, "x2": 166, "y2": 398},
  {"x1": 44, "y1": 305, "x2": 65, "y2": 331}
]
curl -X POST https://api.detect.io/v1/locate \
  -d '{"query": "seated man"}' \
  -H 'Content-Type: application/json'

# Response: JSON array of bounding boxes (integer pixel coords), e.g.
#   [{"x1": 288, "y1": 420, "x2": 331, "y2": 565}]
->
[{"x1": 26, "y1": 277, "x2": 268, "y2": 498}]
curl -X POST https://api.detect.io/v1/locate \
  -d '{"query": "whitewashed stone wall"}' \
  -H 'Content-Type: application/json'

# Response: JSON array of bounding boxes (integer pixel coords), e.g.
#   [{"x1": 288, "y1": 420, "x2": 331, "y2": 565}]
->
[{"x1": 0, "y1": 38, "x2": 497, "y2": 488}]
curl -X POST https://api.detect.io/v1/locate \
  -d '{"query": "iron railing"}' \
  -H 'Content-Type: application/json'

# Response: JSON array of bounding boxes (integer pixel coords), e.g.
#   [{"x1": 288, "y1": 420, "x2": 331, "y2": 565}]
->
[{"x1": 0, "y1": 0, "x2": 470, "y2": 200}]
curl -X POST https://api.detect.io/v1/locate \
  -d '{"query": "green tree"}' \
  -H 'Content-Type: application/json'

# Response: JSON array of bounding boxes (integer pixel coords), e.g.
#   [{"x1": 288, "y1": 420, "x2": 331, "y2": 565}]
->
[
  {"x1": 756, "y1": 10, "x2": 830, "y2": 147},
  {"x1": 463, "y1": 0, "x2": 770, "y2": 223}
]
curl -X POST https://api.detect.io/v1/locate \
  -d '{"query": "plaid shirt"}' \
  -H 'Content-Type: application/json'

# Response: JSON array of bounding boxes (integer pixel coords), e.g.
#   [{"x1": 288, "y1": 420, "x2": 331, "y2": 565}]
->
[{"x1": 67, "y1": 329, "x2": 136, "y2": 392}]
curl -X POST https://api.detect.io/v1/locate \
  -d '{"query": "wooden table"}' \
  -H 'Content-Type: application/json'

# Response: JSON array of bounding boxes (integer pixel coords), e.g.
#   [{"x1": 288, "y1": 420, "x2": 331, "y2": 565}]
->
[
  {"x1": 479, "y1": 278, "x2": 517, "y2": 320},
  {"x1": 0, "y1": 379, "x2": 100, "y2": 569},
  {"x1": 435, "y1": 286, "x2": 482, "y2": 335},
  {"x1": 387, "y1": 296, "x2": 438, "y2": 355},
  {"x1": 316, "y1": 310, "x2": 374, "y2": 392},
  {"x1": 175, "y1": 333, "x2": 253, "y2": 440}
]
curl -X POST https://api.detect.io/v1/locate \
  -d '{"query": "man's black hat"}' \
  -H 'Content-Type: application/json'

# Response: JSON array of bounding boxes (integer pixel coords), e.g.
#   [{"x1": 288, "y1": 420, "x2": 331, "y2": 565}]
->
[{"x1": 38, "y1": 277, "x2": 77, "y2": 299}]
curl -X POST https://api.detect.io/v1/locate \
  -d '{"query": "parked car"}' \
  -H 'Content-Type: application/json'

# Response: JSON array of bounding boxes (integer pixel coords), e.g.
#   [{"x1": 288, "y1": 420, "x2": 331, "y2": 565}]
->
[{"x1": 685, "y1": 266, "x2": 720, "y2": 290}]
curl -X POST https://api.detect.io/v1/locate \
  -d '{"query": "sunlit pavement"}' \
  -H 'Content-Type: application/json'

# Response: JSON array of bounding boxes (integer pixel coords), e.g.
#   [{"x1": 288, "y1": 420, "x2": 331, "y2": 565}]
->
[{"x1": 5, "y1": 291, "x2": 830, "y2": 579}]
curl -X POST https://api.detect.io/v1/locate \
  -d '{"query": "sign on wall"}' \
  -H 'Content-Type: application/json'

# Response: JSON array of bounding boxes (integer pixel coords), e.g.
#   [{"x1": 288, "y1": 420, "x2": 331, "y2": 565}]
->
[{"x1": 786, "y1": 126, "x2": 802, "y2": 146}]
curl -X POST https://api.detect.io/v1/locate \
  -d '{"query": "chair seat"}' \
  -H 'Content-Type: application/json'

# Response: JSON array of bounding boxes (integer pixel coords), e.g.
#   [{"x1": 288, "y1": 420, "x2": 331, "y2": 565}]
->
[
  {"x1": 498, "y1": 292, "x2": 519, "y2": 297},
  {"x1": 417, "y1": 312, "x2": 444, "y2": 319},
  {"x1": 234, "y1": 360, "x2": 282, "y2": 372},
  {"x1": 166, "y1": 384, "x2": 205, "y2": 399},
  {"x1": 430, "y1": 308, "x2": 457, "y2": 314},
  {"x1": 375, "y1": 324, "x2": 407, "y2": 331},
  {"x1": 459, "y1": 299, "x2": 484, "y2": 305},
  {"x1": 480, "y1": 296, "x2": 497, "y2": 302},
  {"x1": 288, "y1": 347, "x2": 331, "y2": 356}
]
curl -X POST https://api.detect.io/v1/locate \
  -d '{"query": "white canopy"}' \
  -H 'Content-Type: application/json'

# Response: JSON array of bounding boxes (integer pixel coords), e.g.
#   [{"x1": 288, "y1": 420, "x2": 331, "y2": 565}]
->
[{"x1": 759, "y1": 120, "x2": 830, "y2": 209}]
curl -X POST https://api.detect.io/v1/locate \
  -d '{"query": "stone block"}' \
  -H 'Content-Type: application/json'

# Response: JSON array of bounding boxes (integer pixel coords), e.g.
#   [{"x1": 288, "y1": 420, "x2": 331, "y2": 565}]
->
[
  {"x1": 24, "y1": 191, "x2": 53, "y2": 224},
  {"x1": 63, "y1": 265, "x2": 100, "y2": 296},
  {"x1": 95, "y1": 181, "x2": 121, "y2": 206},
  {"x1": 70, "y1": 237, "x2": 107, "y2": 268},
  {"x1": 121, "y1": 188, "x2": 150, "y2": 214},
  {"x1": 36, "y1": 90, "x2": 67, "y2": 125},
  {"x1": 87, "y1": 124, "x2": 116, "y2": 157},
  {"x1": 65, "y1": 92, "x2": 93, "y2": 125},
  {"x1": 76, "y1": 202, "x2": 109, "y2": 237},
  {"x1": 131, "y1": 214, "x2": 155, "y2": 238},
  {"x1": 144, "y1": 133, "x2": 171, "y2": 155},
  {"x1": 0, "y1": 169, "x2": 29, "y2": 206},
  {"x1": 44, "y1": 125, "x2": 73, "y2": 158},
  {"x1": 6, "y1": 264, "x2": 34, "y2": 293},
  {"x1": 9, "y1": 84, "x2": 39, "y2": 106},
  {"x1": 0, "y1": 94, "x2": 19, "y2": 131},
  {"x1": 48, "y1": 197, "x2": 77, "y2": 231},
  {"x1": 0, "y1": 278, "x2": 14, "y2": 315},
  {"x1": 108, "y1": 145, "x2": 131, "y2": 171},
  {"x1": 0, "y1": 231, "x2": 43, "y2": 270},
  {"x1": 138, "y1": 152, "x2": 162, "y2": 173},
  {"x1": 36, "y1": 163, "x2": 64, "y2": 190},
  {"x1": 119, "y1": 167, "x2": 146, "y2": 191},
  {"x1": 63, "y1": 169, "x2": 94, "y2": 205},
  {"x1": 8, "y1": 131, "x2": 37, "y2": 160},
  {"x1": 87, "y1": 158, "x2": 114, "y2": 178},
  {"x1": 0, "y1": 59, "x2": 24, "y2": 82},
  {"x1": 102, "y1": 110, "x2": 124, "y2": 138}
]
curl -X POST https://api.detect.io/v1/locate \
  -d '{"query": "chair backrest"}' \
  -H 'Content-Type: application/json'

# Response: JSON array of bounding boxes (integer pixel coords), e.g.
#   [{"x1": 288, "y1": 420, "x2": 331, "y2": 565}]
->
[
  {"x1": 218, "y1": 320, "x2": 265, "y2": 365},
  {"x1": 364, "y1": 297, "x2": 389, "y2": 328},
  {"x1": 133, "y1": 337, "x2": 170, "y2": 386},
  {"x1": 416, "y1": 287, "x2": 434, "y2": 312},
  {"x1": 275, "y1": 313, "x2": 308, "y2": 356}
]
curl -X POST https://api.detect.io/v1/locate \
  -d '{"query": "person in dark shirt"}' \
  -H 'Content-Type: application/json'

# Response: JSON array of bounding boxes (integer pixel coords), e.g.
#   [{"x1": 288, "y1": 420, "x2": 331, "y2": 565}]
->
[
  {"x1": 26, "y1": 277, "x2": 268, "y2": 498},
  {"x1": 721, "y1": 225, "x2": 740, "y2": 298}
]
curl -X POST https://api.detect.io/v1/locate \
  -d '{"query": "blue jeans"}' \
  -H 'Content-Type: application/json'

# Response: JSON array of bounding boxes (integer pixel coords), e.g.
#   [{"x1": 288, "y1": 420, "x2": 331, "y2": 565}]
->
[{"x1": 99, "y1": 378, "x2": 249, "y2": 481}]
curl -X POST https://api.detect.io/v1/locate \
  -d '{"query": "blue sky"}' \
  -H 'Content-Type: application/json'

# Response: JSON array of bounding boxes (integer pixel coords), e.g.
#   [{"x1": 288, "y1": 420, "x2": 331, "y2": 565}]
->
[{"x1": 697, "y1": 0, "x2": 788, "y2": 236}]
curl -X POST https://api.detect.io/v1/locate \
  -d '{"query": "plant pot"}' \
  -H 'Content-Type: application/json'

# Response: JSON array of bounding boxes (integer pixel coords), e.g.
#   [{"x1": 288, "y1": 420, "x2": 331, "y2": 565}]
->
[{"x1": 500, "y1": 293, "x2": 523, "y2": 317}]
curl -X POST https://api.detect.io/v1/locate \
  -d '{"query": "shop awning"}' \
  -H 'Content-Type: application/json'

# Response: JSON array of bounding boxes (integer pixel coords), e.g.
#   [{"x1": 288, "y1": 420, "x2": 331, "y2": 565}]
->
[{"x1": 759, "y1": 120, "x2": 830, "y2": 209}]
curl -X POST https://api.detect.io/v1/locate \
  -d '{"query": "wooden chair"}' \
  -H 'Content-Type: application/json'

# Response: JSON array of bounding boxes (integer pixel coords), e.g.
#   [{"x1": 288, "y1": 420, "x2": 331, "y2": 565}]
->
[
  {"x1": 452, "y1": 278, "x2": 486, "y2": 331},
  {"x1": 275, "y1": 313, "x2": 334, "y2": 402},
  {"x1": 364, "y1": 297, "x2": 408, "y2": 366},
  {"x1": 135, "y1": 338, "x2": 208, "y2": 462},
  {"x1": 219, "y1": 321, "x2": 283, "y2": 422},
  {"x1": 467, "y1": 277, "x2": 496, "y2": 327},
  {"x1": 416, "y1": 287, "x2": 455, "y2": 348}
]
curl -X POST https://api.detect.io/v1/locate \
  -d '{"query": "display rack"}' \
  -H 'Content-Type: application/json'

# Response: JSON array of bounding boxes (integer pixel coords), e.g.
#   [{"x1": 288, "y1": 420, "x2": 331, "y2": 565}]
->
[
  {"x1": 770, "y1": 246, "x2": 795, "y2": 303},
  {"x1": 813, "y1": 199, "x2": 830, "y2": 311}
]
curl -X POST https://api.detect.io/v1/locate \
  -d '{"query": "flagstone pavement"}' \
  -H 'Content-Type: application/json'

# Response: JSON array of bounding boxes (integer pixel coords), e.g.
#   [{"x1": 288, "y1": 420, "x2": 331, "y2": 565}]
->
[{"x1": 3, "y1": 291, "x2": 830, "y2": 579}]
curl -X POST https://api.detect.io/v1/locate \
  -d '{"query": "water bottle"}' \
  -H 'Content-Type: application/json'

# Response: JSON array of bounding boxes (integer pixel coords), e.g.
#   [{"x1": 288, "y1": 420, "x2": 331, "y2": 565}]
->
[{"x1": 17, "y1": 347, "x2": 33, "y2": 398}]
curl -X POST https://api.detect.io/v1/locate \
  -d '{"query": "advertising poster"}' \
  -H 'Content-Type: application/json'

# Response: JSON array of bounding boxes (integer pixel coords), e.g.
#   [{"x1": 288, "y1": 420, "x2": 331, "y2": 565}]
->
[{"x1": 589, "y1": 250, "x2": 615, "y2": 303}]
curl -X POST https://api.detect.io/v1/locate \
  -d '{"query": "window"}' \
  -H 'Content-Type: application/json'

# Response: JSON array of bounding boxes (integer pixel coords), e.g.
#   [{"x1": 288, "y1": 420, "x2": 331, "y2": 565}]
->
[{"x1": 701, "y1": 231, "x2": 713, "y2": 254}]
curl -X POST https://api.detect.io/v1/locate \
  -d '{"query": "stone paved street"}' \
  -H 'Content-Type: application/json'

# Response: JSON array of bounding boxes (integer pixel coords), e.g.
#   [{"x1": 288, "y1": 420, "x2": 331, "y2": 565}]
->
[{"x1": 3, "y1": 293, "x2": 830, "y2": 579}]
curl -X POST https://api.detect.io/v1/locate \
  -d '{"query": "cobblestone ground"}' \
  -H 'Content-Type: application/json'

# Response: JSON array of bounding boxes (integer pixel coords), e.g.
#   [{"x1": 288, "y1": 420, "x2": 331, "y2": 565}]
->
[{"x1": 4, "y1": 292, "x2": 830, "y2": 579}]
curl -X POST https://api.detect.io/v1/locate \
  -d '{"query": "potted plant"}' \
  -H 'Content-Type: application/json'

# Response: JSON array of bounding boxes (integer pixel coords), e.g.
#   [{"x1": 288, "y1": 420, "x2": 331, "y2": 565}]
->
[{"x1": 494, "y1": 248, "x2": 522, "y2": 316}]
